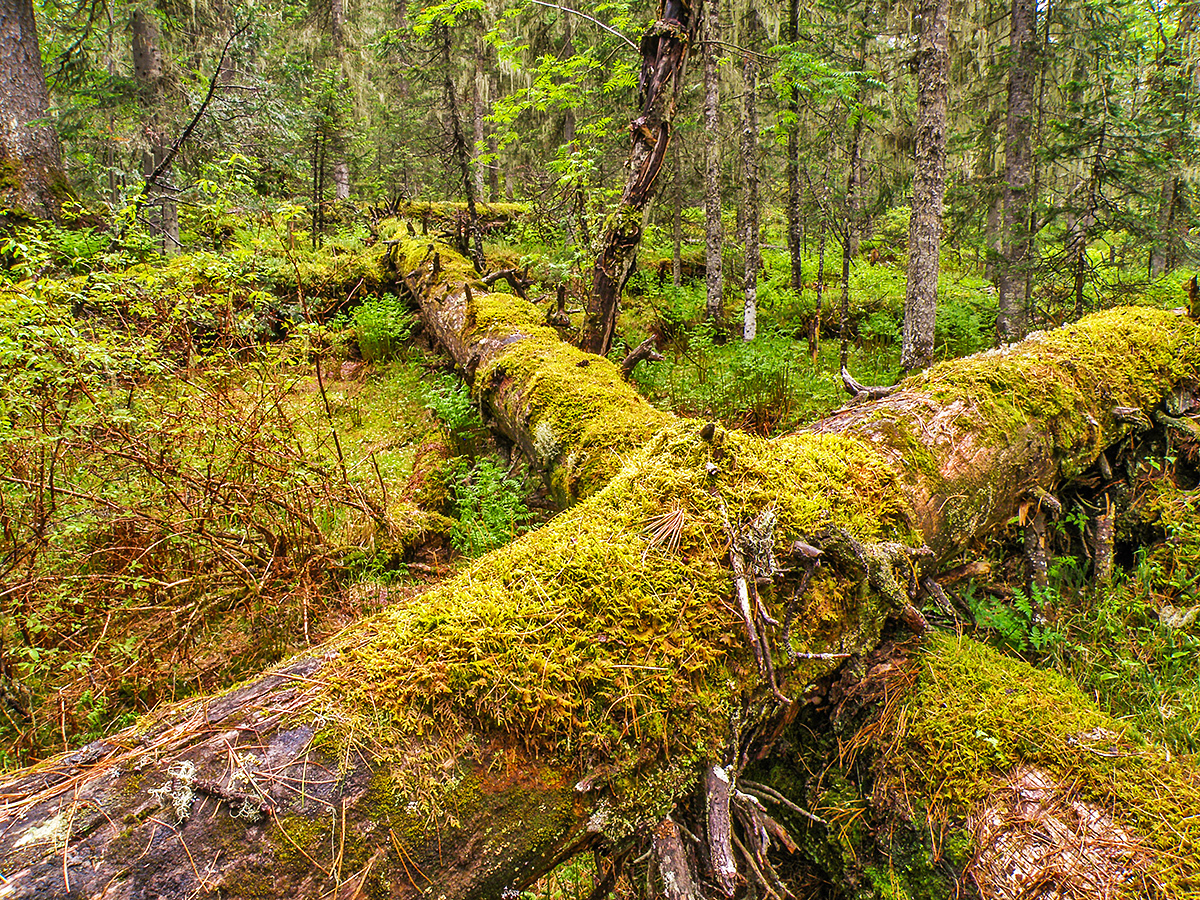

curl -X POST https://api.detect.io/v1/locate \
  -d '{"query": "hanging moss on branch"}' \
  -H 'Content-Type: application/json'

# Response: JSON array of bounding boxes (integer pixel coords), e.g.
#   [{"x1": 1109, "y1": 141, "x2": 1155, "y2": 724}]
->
[{"x1": 1, "y1": 239, "x2": 1199, "y2": 898}]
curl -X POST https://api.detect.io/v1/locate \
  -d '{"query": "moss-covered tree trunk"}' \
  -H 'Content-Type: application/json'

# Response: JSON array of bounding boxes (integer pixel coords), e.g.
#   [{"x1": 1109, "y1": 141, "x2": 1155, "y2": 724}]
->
[
  {"x1": 0, "y1": 0, "x2": 69, "y2": 221},
  {"x1": 1, "y1": 239, "x2": 1199, "y2": 899}
]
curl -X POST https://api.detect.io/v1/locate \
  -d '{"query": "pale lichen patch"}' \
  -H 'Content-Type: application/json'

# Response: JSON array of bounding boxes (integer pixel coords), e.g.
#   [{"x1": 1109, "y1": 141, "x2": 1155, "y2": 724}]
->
[{"x1": 13, "y1": 813, "x2": 68, "y2": 850}]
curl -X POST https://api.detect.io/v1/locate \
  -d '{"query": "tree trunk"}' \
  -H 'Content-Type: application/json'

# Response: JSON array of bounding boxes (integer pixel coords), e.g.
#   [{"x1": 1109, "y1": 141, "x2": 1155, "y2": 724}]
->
[
  {"x1": 846, "y1": 82, "x2": 866, "y2": 261},
  {"x1": 740, "y1": 41, "x2": 760, "y2": 342},
  {"x1": 811, "y1": 211, "x2": 827, "y2": 364},
  {"x1": 580, "y1": 0, "x2": 702, "y2": 355},
  {"x1": 703, "y1": 0, "x2": 724, "y2": 326},
  {"x1": 132, "y1": 5, "x2": 179, "y2": 254},
  {"x1": 786, "y1": 0, "x2": 803, "y2": 295},
  {"x1": 438, "y1": 24, "x2": 485, "y2": 270},
  {"x1": 1068, "y1": 124, "x2": 1103, "y2": 315},
  {"x1": 2, "y1": 239, "x2": 1199, "y2": 898},
  {"x1": 0, "y1": 0, "x2": 68, "y2": 221},
  {"x1": 996, "y1": 0, "x2": 1037, "y2": 344},
  {"x1": 672, "y1": 145, "x2": 683, "y2": 288},
  {"x1": 899, "y1": 0, "x2": 949, "y2": 372},
  {"x1": 472, "y1": 46, "x2": 488, "y2": 201}
]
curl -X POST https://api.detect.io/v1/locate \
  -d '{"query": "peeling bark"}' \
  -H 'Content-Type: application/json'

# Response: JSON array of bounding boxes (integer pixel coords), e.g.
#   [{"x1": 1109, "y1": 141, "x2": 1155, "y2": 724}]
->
[
  {"x1": 581, "y1": 0, "x2": 701, "y2": 355},
  {"x1": 1, "y1": 240, "x2": 1198, "y2": 899}
]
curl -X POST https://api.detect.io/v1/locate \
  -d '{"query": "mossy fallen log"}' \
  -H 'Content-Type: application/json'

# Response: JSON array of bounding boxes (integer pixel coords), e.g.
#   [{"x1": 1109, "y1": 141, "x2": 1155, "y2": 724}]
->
[{"x1": 1, "y1": 240, "x2": 1198, "y2": 898}]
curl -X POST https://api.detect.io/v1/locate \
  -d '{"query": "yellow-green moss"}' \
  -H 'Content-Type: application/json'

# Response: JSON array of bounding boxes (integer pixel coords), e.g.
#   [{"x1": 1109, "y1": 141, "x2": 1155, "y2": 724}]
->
[
  {"x1": 908, "y1": 307, "x2": 1200, "y2": 469},
  {"x1": 311, "y1": 418, "x2": 920, "y2": 832},
  {"x1": 890, "y1": 633, "x2": 1200, "y2": 894}
]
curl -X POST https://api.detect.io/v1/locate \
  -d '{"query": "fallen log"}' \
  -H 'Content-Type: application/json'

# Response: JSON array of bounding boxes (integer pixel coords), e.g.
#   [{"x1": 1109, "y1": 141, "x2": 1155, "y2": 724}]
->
[{"x1": 2, "y1": 239, "x2": 1199, "y2": 898}]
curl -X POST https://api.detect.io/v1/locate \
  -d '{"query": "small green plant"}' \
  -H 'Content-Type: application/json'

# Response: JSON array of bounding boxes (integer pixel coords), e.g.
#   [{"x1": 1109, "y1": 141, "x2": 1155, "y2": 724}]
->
[
  {"x1": 967, "y1": 582, "x2": 1064, "y2": 654},
  {"x1": 354, "y1": 293, "x2": 413, "y2": 362},
  {"x1": 422, "y1": 372, "x2": 485, "y2": 453},
  {"x1": 448, "y1": 458, "x2": 529, "y2": 557}
]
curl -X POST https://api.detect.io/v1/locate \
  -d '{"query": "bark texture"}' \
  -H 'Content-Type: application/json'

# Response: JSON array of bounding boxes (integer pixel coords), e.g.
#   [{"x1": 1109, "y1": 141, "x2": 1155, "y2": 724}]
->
[
  {"x1": 785, "y1": 0, "x2": 802, "y2": 297},
  {"x1": 996, "y1": 0, "x2": 1037, "y2": 343},
  {"x1": 740, "y1": 41, "x2": 760, "y2": 343},
  {"x1": 702, "y1": 0, "x2": 723, "y2": 325},
  {"x1": 581, "y1": 0, "x2": 700, "y2": 355},
  {"x1": 0, "y1": 0, "x2": 68, "y2": 221},
  {"x1": 1, "y1": 239, "x2": 1198, "y2": 899},
  {"x1": 133, "y1": 5, "x2": 179, "y2": 254},
  {"x1": 899, "y1": 0, "x2": 949, "y2": 372}
]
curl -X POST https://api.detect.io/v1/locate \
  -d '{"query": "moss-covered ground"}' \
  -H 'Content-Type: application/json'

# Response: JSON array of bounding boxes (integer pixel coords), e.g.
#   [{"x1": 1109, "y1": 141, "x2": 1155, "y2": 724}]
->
[{"x1": 4, "y1": 204, "x2": 1200, "y2": 898}]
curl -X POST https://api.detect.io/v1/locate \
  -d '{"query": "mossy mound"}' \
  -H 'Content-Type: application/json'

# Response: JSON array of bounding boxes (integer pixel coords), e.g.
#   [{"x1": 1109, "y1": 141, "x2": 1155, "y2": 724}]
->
[
  {"x1": 761, "y1": 633, "x2": 1200, "y2": 898},
  {"x1": 320, "y1": 419, "x2": 920, "y2": 832},
  {"x1": 889, "y1": 634, "x2": 1200, "y2": 896}
]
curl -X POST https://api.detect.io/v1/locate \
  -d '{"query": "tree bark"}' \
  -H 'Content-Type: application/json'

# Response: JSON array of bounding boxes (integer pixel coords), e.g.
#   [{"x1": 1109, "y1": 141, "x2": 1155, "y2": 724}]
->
[
  {"x1": 995, "y1": 0, "x2": 1037, "y2": 344},
  {"x1": 785, "y1": 0, "x2": 803, "y2": 296},
  {"x1": 438, "y1": 24, "x2": 485, "y2": 270},
  {"x1": 740, "y1": 39, "x2": 760, "y2": 343},
  {"x1": 0, "y1": 0, "x2": 69, "y2": 221},
  {"x1": 899, "y1": 0, "x2": 949, "y2": 372},
  {"x1": 580, "y1": 0, "x2": 701, "y2": 355},
  {"x1": 672, "y1": 145, "x2": 683, "y2": 288},
  {"x1": 132, "y1": 5, "x2": 179, "y2": 254},
  {"x1": 328, "y1": 0, "x2": 352, "y2": 201},
  {"x1": 702, "y1": 0, "x2": 724, "y2": 326},
  {"x1": 2, "y1": 239, "x2": 1198, "y2": 898}
]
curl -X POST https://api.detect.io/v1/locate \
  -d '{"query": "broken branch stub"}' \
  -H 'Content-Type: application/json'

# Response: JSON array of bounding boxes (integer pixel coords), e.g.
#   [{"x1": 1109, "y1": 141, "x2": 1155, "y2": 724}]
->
[{"x1": 1, "y1": 240, "x2": 1199, "y2": 898}]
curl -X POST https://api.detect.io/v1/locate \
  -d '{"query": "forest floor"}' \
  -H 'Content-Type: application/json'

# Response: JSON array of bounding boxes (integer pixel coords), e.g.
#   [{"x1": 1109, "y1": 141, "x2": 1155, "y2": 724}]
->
[{"x1": 1, "y1": 204, "x2": 1198, "y2": 895}]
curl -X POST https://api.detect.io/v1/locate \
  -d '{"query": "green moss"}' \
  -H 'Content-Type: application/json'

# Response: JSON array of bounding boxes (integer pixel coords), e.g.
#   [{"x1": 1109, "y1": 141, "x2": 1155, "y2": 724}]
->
[
  {"x1": 0, "y1": 158, "x2": 21, "y2": 193},
  {"x1": 270, "y1": 814, "x2": 331, "y2": 868},
  {"x1": 909, "y1": 307, "x2": 1200, "y2": 467},
  {"x1": 307, "y1": 417, "x2": 921, "y2": 834},
  {"x1": 889, "y1": 634, "x2": 1200, "y2": 894}
]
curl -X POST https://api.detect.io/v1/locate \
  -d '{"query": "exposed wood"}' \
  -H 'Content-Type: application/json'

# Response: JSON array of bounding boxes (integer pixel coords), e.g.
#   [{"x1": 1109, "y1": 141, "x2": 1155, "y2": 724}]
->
[
  {"x1": 705, "y1": 765, "x2": 738, "y2": 897},
  {"x1": 652, "y1": 817, "x2": 701, "y2": 900},
  {"x1": 621, "y1": 336, "x2": 664, "y2": 379},
  {"x1": 581, "y1": 0, "x2": 701, "y2": 355},
  {"x1": 1093, "y1": 492, "x2": 1115, "y2": 583},
  {"x1": 1, "y1": 239, "x2": 1198, "y2": 899},
  {"x1": 840, "y1": 365, "x2": 899, "y2": 401},
  {"x1": 481, "y1": 267, "x2": 533, "y2": 299},
  {"x1": 1024, "y1": 508, "x2": 1048, "y2": 588},
  {"x1": 1113, "y1": 406, "x2": 1153, "y2": 431}
]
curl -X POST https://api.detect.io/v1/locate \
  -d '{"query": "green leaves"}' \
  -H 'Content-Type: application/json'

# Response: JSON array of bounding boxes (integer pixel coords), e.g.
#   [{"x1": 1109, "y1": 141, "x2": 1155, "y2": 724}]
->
[{"x1": 447, "y1": 457, "x2": 530, "y2": 557}]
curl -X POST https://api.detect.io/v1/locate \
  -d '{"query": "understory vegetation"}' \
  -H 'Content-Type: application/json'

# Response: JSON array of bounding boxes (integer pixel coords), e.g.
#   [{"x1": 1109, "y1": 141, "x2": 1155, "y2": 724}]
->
[{"x1": 2, "y1": 201, "x2": 1199, "y2": 897}]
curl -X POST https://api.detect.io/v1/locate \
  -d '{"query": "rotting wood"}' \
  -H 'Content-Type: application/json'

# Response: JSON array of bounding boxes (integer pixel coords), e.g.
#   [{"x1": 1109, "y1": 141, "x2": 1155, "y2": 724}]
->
[
  {"x1": 840, "y1": 364, "x2": 898, "y2": 401},
  {"x1": 621, "y1": 336, "x2": 664, "y2": 379},
  {"x1": 704, "y1": 765, "x2": 738, "y2": 897},
  {"x1": 652, "y1": 817, "x2": 701, "y2": 900},
  {"x1": 581, "y1": 0, "x2": 702, "y2": 355},
  {"x1": 1, "y1": 240, "x2": 1199, "y2": 899},
  {"x1": 1093, "y1": 492, "x2": 1115, "y2": 583}
]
